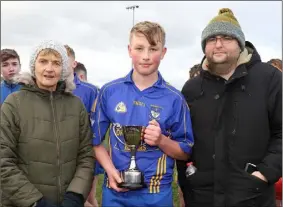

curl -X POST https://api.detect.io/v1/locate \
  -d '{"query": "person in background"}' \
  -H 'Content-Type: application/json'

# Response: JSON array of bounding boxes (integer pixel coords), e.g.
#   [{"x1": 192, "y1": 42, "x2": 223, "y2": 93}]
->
[
  {"x1": 267, "y1": 58, "x2": 282, "y2": 72},
  {"x1": 64, "y1": 45, "x2": 100, "y2": 207},
  {"x1": 0, "y1": 48, "x2": 22, "y2": 104},
  {"x1": 189, "y1": 63, "x2": 201, "y2": 79},
  {"x1": 1, "y1": 40, "x2": 94, "y2": 207},
  {"x1": 74, "y1": 61, "x2": 88, "y2": 82},
  {"x1": 64, "y1": 45, "x2": 99, "y2": 117},
  {"x1": 176, "y1": 62, "x2": 202, "y2": 207},
  {"x1": 267, "y1": 58, "x2": 282, "y2": 207},
  {"x1": 74, "y1": 60, "x2": 103, "y2": 207}
]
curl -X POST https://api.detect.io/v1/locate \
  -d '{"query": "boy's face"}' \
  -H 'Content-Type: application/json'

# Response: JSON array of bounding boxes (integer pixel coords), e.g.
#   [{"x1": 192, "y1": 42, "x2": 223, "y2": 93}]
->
[
  {"x1": 1, "y1": 58, "x2": 21, "y2": 81},
  {"x1": 128, "y1": 33, "x2": 166, "y2": 76}
]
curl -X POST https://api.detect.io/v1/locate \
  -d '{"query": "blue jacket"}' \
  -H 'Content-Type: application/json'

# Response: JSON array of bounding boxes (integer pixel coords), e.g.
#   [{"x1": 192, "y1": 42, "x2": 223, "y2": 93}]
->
[
  {"x1": 73, "y1": 73, "x2": 99, "y2": 115},
  {"x1": 92, "y1": 70, "x2": 194, "y2": 193},
  {"x1": 0, "y1": 80, "x2": 21, "y2": 104}
]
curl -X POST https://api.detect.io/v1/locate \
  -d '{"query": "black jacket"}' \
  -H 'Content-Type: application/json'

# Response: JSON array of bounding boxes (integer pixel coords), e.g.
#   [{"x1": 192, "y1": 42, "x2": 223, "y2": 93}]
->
[{"x1": 177, "y1": 41, "x2": 282, "y2": 207}]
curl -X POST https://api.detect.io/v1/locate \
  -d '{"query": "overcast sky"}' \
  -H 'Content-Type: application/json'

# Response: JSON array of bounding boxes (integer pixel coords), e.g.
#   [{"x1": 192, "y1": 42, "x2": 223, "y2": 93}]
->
[{"x1": 1, "y1": 1, "x2": 282, "y2": 90}]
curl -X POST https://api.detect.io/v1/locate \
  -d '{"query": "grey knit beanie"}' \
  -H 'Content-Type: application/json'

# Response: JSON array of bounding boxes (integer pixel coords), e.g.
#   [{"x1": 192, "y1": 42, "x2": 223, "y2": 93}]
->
[
  {"x1": 201, "y1": 8, "x2": 245, "y2": 52},
  {"x1": 29, "y1": 40, "x2": 69, "y2": 80}
]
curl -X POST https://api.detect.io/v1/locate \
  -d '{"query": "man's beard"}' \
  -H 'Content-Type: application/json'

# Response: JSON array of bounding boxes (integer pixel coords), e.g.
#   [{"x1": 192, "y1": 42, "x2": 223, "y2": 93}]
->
[{"x1": 207, "y1": 56, "x2": 236, "y2": 76}]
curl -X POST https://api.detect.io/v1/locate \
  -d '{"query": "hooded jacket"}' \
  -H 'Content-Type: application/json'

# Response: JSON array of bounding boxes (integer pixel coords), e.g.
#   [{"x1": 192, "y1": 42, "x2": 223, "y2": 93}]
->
[
  {"x1": 1, "y1": 73, "x2": 94, "y2": 207},
  {"x1": 178, "y1": 41, "x2": 282, "y2": 207}
]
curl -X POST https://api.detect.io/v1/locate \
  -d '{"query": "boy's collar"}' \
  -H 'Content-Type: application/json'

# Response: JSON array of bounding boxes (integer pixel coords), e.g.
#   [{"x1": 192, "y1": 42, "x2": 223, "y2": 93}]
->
[
  {"x1": 124, "y1": 69, "x2": 165, "y2": 89},
  {"x1": 73, "y1": 73, "x2": 81, "y2": 85}
]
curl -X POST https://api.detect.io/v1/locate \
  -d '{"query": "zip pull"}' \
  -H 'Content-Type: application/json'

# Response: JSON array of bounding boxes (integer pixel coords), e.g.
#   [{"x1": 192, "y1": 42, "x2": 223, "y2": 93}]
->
[{"x1": 50, "y1": 91, "x2": 53, "y2": 100}]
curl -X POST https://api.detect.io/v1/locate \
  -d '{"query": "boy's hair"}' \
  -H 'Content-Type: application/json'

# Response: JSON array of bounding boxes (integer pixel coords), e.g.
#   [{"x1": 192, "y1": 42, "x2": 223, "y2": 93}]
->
[
  {"x1": 64, "y1": 45, "x2": 75, "y2": 58},
  {"x1": 74, "y1": 62, "x2": 87, "y2": 76},
  {"x1": 1, "y1": 49, "x2": 21, "y2": 64},
  {"x1": 130, "y1": 21, "x2": 166, "y2": 46},
  {"x1": 267, "y1": 58, "x2": 282, "y2": 71},
  {"x1": 189, "y1": 63, "x2": 201, "y2": 79}
]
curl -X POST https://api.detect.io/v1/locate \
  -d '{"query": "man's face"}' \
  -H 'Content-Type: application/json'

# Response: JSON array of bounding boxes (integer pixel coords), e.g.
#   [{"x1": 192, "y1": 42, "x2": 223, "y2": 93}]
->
[
  {"x1": 1, "y1": 58, "x2": 21, "y2": 81},
  {"x1": 205, "y1": 35, "x2": 241, "y2": 65},
  {"x1": 67, "y1": 55, "x2": 77, "y2": 73},
  {"x1": 34, "y1": 50, "x2": 62, "y2": 91},
  {"x1": 128, "y1": 33, "x2": 167, "y2": 76}
]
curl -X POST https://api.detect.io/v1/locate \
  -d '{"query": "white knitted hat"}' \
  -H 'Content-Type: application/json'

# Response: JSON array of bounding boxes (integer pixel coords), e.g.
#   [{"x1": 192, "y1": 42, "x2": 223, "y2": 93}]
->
[{"x1": 29, "y1": 40, "x2": 69, "y2": 80}]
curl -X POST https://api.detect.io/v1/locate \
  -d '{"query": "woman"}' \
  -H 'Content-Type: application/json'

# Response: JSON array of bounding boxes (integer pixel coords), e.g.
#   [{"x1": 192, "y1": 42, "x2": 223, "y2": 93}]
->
[{"x1": 1, "y1": 40, "x2": 94, "y2": 207}]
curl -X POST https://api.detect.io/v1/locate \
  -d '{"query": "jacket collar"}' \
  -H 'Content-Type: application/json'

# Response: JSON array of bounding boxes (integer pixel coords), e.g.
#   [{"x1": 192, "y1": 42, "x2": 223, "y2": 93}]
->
[{"x1": 20, "y1": 78, "x2": 68, "y2": 98}]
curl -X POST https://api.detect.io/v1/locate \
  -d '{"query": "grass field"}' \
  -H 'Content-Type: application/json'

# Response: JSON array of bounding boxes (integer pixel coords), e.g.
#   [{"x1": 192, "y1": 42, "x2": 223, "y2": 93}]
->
[{"x1": 95, "y1": 170, "x2": 181, "y2": 207}]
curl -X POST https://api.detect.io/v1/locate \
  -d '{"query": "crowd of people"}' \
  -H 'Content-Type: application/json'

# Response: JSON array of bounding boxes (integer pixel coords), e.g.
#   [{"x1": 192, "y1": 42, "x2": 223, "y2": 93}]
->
[{"x1": 1, "y1": 7, "x2": 281, "y2": 207}]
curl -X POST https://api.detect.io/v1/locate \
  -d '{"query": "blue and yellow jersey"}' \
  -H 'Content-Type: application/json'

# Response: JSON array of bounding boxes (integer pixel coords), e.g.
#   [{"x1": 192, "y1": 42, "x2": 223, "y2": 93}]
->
[
  {"x1": 73, "y1": 73, "x2": 99, "y2": 115},
  {"x1": 93, "y1": 70, "x2": 194, "y2": 193},
  {"x1": 1, "y1": 80, "x2": 21, "y2": 104}
]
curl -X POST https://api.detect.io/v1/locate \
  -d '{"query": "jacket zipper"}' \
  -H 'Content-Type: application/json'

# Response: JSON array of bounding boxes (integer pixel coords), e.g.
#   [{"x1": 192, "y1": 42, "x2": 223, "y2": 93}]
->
[{"x1": 50, "y1": 92, "x2": 62, "y2": 204}]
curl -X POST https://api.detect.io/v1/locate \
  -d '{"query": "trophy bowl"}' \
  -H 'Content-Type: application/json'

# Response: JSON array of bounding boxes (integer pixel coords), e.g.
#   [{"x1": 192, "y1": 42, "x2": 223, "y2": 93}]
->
[{"x1": 118, "y1": 125, "x2": 146, "y2": 190}]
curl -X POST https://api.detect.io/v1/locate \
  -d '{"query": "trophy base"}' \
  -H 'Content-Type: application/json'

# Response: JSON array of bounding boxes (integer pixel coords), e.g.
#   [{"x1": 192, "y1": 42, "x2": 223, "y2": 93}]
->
[
  {"x1": 118, "y1": 182, "x2": 146, "y2": 190},
  {"x1": 118, "y1": 169, "x2": 146, "y2": 190}
]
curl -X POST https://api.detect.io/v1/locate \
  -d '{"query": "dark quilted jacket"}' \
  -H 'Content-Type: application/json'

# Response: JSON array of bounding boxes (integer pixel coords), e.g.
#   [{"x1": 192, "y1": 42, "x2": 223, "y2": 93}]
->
[{"x1": 1, "y1": 80, "x2": 94, "y2": 207}]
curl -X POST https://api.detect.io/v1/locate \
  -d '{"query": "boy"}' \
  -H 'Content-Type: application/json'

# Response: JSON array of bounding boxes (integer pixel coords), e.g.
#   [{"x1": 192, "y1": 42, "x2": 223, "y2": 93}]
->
[
  {"x1": 64, "y1": 45, "x2": 99, "y2": 207},
  {"x1": 64, "y1": 45, "x2": 99, "y2": 116},
  {"x1": 0, "y1": 49, "x2": 21, "y2": 104},
  {"x1": 93, "y1": 21, "x2": 194, "y2": 206}
]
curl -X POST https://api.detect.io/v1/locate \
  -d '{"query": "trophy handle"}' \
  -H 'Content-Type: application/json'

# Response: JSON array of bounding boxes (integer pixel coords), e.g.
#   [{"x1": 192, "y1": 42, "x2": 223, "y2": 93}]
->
[
  {"x1": 128, "y1": 145, "x2": 137, "y2": 170},
  {"x1": 113, "y1": 124, "x2": 127, "y2": 146}
]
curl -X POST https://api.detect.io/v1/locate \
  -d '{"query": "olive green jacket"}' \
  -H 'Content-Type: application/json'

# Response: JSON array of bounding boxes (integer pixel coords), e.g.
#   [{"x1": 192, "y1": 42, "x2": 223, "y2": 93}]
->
[{"x1": 1, "y1": 76, "x2": 94, "y2": 207}]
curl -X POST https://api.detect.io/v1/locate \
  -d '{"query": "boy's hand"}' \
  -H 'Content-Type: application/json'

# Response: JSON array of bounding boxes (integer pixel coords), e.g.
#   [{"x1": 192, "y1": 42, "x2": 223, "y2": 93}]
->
[
  {"x1": 144, "y1": 120, "x2": 163, "y2": 146},
  {"x1": 107, "y1": 169, "x2": 129, "y2": 192}
]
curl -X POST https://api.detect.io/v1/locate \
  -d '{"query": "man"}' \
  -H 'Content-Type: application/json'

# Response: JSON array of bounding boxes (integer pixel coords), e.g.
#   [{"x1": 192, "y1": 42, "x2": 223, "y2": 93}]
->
[
  {"x1": 92, "y1": 21, "x2": 194, "y2": 207},
  {"x1": 178, "y1": 8, "x2": 282, "y2": 207},
  {"x1": 74, "y1": 61, "x2": 88, "y2": 82},
  {"x1": 64, "y1": 45, "x2": 99, "y2": 207},
  {"x1": 1, "y1": 49, "x2": 22, "y2": 104},
  {"x1": 1, "y1": 40, "x2": 94, "y2": 207}
]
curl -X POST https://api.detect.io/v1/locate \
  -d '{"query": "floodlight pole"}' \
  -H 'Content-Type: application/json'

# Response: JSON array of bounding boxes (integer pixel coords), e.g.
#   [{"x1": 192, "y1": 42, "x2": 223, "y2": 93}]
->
[
  {"x1": 126, "y1": 5, "x2": 139, "y2": 69},
  {"x1": 126, "y1": 5, "x2": 139, "y2": 26}
]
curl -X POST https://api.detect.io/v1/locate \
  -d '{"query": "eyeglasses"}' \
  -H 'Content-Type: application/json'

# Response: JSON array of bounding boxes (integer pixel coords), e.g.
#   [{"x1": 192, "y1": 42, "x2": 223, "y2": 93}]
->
[{"x1": 206, "y1": 36, "x2": 234, "y2": 45}]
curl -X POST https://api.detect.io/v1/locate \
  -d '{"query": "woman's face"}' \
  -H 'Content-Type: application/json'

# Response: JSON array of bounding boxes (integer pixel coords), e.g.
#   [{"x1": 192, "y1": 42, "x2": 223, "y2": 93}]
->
[{"x1": 34, "y1": 49, "x2": 62, "y2": 91}]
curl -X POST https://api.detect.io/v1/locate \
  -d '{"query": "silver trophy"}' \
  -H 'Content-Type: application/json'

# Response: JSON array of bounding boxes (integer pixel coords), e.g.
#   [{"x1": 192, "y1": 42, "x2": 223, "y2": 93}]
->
[{"x1": 118, "y1": 125, "x2": 146, "y2": 190}]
